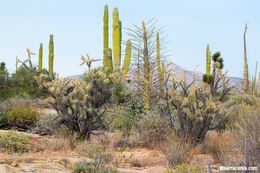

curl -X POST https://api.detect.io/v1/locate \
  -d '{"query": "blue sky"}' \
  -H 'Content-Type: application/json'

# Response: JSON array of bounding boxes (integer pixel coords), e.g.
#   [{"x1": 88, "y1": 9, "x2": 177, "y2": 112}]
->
[{"x1": 0, "y1": 0, "x2": 259, "y2": 77}]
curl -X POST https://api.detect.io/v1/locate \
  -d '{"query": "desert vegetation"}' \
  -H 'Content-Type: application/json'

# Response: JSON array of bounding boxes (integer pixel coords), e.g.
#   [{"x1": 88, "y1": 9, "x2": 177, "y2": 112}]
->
[{"x1": 0, "y1": 4, "x2": 259, "y2": 173}]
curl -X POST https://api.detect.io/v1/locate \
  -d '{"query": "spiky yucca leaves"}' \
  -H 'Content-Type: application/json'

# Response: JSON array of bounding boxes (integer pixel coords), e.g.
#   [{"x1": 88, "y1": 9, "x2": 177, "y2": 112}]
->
[
  {"x1": 48, "y1": 34, "x2": 54, "y2": 79},
  {"x1": 128, "y1": 20, "x2": 163, "y2": 110},
  {"x1": 112, "y1": 8, "x2": 121, "y2": 70},
  {"x1": 161, "y1": 78, "x2": 228, "y2": 143},
  {"x1": 38, "y1": 43, "x2": 43, "y2": 73},
  {"x1": 103, "y1": 5, "x2": 113, "y2": 72},
  {"x1": 122, "y1": 40, "x2": 132, "y2": 75},
  {"x1": 36, "y1": 68, "x2": 121, "y2": 140}
]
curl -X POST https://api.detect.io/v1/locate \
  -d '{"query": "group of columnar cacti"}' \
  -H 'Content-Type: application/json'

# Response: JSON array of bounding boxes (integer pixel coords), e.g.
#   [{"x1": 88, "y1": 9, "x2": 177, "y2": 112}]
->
[
  {"x1": 102, "y1": 5, "x2": 132, "y2": 75},
  {"x1": 37, "y1": 34, "x2": 54, "y2": 79}
]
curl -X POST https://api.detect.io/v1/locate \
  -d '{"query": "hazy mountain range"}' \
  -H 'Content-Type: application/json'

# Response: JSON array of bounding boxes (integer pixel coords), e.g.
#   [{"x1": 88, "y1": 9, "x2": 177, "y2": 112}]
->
[{"x1": 67, "y1": 61, "x2": 244, "y2": 88}]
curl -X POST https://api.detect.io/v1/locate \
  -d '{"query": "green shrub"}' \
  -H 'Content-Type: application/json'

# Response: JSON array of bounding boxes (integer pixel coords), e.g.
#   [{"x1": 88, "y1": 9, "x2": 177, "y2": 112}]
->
[
  {"x1": 113, "y1": 98, "x2": 144, "y2": 135},
  {"x1": 0, "y1": 112, "x2": 9, "y2": 129},
  {"x1": 0, "y1": 131, "x2": 30, "y2": 153},
  {"x1": 7, "y1": 106, "x2": 39, "y2": 130},
  {"x1": 73, "y1": 161, "x2": 116, "y2": 173}
]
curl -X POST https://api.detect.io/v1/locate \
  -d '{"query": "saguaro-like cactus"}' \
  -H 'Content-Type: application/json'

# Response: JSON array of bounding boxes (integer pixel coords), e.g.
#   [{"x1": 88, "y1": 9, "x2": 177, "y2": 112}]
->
[
  {"x1": 122, "y1": 40, "x2": 132, "y2": 75},
  {"x1": 38, "y1": 43, "x2": 43, "y2": 73},
  {"x1": 243, "y1": 24, "x2": 249, "y2": 92},
  {"x1": 103, "y1": 5, "x2": 113, "y2": 71},
  {"x1": 203, "y1": 45, "x2": 213, "y2": 84},
  {"x1": 112, "y1": 8, "x2": 121, "y2": 70},
  {"x1": 48, "y1": 34, "x2": 54, "y2": 79},
  {"x1": 156, "y1": 33, "x2": 164, "y2": 93}
]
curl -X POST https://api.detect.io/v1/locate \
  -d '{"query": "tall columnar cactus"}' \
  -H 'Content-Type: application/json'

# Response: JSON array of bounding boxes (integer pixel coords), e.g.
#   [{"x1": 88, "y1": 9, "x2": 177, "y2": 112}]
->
[
  {"x1": 243, "y1": 24, "x2": 249, "y2": 92},
  {"x1": 48, "y1": 34, "x2": 54, "y2": 79},
  {"x1": 107, "y1": 48, "x2": 113, "y2": 71},
  {"x1": 38, "y1": 43, "x2": 43, "y2": 73},
  {"x1": 206, "y1": 44, "x2": 211, "y2": 75},
  {"x1": 156, "y1": 32, "x2": 164, "y2": 93},
  {"x1": 122, "y1": 40, "x2": 132, "y2": 75},
  {"x1": 142, "y1": 21, "x2": 151, "y2": 110},
  {"x1": 203, "y1": 45, "x2": 213, "y2": 84},
  {"x1": 252, "y1": 62, "x2": 258, "y2": 95},
  {"x1": 103, "y1": 5, "x2": 113, "y2": 71},
  {"x1": 112, "y1": 8, "x2": 121, "y2": 70}
]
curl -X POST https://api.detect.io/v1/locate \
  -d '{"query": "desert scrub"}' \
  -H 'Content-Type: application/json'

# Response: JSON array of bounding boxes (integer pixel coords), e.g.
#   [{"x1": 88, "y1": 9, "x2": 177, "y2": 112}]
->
[
  {"x1": 73, "y1": 161, "x2": 116, "y2": 173},
  {"x1": 160, "y1": 135, "x2": 191, "y2": 167},
  {"x1": 134, "y1": 112, "x2": 172, "y2": 147},
  {"x1": 175, "y1": 164, "x2": 204, "y2": 173},
  {"x1": 0, "y1": 131, "x2": 30, "y2": 153}
]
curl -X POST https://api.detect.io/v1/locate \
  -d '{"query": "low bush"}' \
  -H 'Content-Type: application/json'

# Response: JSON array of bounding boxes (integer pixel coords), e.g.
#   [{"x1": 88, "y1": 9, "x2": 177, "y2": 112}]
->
[
  {"x1": 0, "y1": 112, "x2": 9, "y2": 129},
  {"x1": 73, "y1": 161, "x2": 116, "y2": 173},
  {"x1": 7, "y1": 106, "x2": 40, "y2": 130},
  {"x1": 134, "y1": 112, "x2": 172, "y2": 147},
  {"x1": 113, "y1": 98, "x2": 144, "y2": 135},
  {"x1": 160, "y1": 135, "x2": 191, "y2": 167},
  {"x1": 0, "y1": 131, "x2": 30, "y2": 153},
  {"x1": 175, "y1": 164, "x2": 204, "y2": 173}
]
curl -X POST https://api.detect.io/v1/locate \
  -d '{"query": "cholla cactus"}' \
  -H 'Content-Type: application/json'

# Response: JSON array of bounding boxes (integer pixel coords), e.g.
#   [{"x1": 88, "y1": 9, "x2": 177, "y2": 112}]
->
[
  {"x1": 161, "y1": 78, "x2": 227, "y2": 143},
  {"x1": 36, "y1": 68, "x2": 117, "y2": 140}
]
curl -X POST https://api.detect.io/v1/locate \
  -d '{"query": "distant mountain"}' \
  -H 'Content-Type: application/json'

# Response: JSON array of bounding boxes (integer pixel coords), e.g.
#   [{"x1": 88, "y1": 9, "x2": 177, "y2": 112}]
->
[{"x1": 66, "y1": 61, "x2": 244, "y2": 88}]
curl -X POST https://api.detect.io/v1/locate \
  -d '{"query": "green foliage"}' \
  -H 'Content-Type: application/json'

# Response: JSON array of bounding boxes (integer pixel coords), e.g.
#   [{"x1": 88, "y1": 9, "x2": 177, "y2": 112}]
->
[
  {"x1": 7, "y1": 106, "x2": 39, "y2": 130},
  {"x1": 122, "y1": 40, "x2": 132, "y2": 75},
  {"x1": 112, "y1": 8, "x2": 121, "y2": 70},
  {"x1": 48, "y1": 34, "x2": 54, "y2": 79},
  {"x1": 0, "y1": 112, "x2": 9, "y2": 129},
  {"x1": 0, "y1": 62, "x2": 11, "y2": 99},
  {"x1": 0, "y1": 131, "x2": 30, "y2": 153},
  {"x1": 73, "y1": 161, "x2": 116, "y2": 173},
  {"x1": 38, "y1": 43, "x2": 43, "y2": 73},
  {"x1": 11, "y1": 67, "x2": 43, "y2": 98},
  {"x1": 113, "y1": 98, "x2": 144, "y2": 135}
]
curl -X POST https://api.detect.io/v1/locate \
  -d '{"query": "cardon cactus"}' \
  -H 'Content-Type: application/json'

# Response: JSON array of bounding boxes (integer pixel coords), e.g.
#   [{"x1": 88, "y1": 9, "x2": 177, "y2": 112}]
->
[
  {"x1": 203, "y1": 45, "x2": 213, "y2": 84},
  {"x1": 112, "y1": 8, "x2": 121, "y2": 70},
  {"x1": 122, "y1": 40, "x2": 132, "y2": 75},
  {"x1": 103, "y1": 5, "x2": 113, "y2": 72},
  {"x1": 156, "y1": 32, "x2": 164, "y2": 92},
  {"x1": 38, "y1": 43, "x2": 43, "y2": 73},
  {"x1": 48, "y1": 34, "x2": 54, "y2": 79}
]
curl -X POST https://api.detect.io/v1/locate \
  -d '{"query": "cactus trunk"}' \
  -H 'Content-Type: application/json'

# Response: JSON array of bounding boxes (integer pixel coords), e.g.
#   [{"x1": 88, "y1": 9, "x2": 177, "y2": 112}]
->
[
  {"x1": 156, "y1": 33, "x2": 164, "y2": 93},
  {"x1": 122, "y1": 40, "x2": 132, "y2": 75},
  {"x1": 38, "y1": 43, "x2": 43, "y2": 73},
  {"x1": 112, "y1": 8, "x2": 121, "y2": 70},
  {"x1": 48, "y1": 34, "x2": 54, "y2": 79},
  {"x1": 243, "y1": 24, "x2": 249, "y2": 92},
  {"x1": 206, "y1": 45, "x2": 211, "y2": 76},
  {"x1": 103, "y1": 5, "x2": 113, "y2": 71}
]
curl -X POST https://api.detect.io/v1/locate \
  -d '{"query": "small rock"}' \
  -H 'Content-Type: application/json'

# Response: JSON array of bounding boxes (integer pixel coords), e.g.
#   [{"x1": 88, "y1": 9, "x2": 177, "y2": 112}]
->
[
  {"x1": 0, "y1": 164, "x2": 8, "y2": 173},
  {"x1": 11, "y1": 161, "x2": 18, "y2": 167}
]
